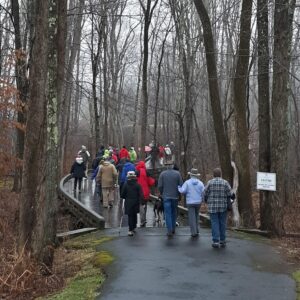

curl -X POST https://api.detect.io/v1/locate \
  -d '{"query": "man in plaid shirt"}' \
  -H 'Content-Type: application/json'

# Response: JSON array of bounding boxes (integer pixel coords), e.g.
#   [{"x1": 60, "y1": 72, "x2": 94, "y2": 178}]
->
[{"x1": 204, "y1": 168, "x2": 232, "y2": 248}]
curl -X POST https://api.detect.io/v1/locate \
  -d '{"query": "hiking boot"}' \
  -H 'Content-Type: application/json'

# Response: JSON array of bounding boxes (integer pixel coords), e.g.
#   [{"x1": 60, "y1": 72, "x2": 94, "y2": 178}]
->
[
  {"x1": 212, "y1": 242, "x2": 220, "y2": 248},
  {"x1": 128, "y1": 231, "x2": 134, "y2": 236},
  {"x1": 220, "y1": 241, "x2": 226, "y2": 248}
]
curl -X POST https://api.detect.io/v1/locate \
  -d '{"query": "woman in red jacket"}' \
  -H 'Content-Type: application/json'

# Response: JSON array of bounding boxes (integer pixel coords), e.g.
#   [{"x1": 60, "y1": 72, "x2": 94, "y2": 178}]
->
[{"x1": 135, "y1": 161, "x2": 155, "y2": 227}]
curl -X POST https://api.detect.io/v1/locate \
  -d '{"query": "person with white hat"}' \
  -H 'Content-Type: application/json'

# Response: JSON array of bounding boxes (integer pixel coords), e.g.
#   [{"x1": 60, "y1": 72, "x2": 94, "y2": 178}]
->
[
  {"x1": 121, "y1": 171, "x2": 144, "y2": 236},
  {"x1": 178, "y1": 168, "x2": 205, "y2": 237}
]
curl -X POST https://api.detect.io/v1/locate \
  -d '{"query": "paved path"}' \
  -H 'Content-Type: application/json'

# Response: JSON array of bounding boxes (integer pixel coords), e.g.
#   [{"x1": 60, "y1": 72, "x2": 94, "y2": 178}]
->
[{"x1": 95, "y1": 227, "x2": 296, "y2": 300}]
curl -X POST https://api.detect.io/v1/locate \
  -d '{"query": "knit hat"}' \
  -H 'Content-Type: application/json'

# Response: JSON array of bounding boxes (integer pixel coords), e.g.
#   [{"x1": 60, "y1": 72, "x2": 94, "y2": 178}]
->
[
  {"x1": 188, "y1": 168, "x2": 200, "y2": 177},
  {"x1": 127, "y1": 171, "x2": 136, "y2": 178}
]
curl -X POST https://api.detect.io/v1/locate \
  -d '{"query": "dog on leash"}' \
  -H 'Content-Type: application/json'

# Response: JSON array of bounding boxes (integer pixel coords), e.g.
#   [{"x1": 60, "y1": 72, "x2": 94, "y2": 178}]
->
[{"x1": 153, "y1": 197, "x2": 164, "y2": 223}]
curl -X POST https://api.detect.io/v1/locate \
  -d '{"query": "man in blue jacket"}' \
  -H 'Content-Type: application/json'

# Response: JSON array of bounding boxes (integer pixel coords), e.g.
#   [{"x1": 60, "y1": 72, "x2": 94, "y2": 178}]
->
[{"x1": 158, "y1": 161, "x2": 183, "y2": 237}]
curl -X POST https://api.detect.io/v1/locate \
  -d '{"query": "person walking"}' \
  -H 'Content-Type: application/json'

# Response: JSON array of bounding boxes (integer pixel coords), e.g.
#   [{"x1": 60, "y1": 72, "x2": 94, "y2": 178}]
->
[
  {"x1": 119, "y1": 145, "x2": 130, "y2": 160},
  {"x1": 129, "y1": 146, "x2": 137, "y2": 162},
  {"x1": 70, "y1": 155, "x2": 86, "y2": 193},
  {"x1": 121, "y1": 171, "x2": 144, "y2": 236},
  {"x1": 120, "y1": 159, "x2": 136, "y2": 194},
  {"x1": 78, "y1": 145, "x2": 90, "y2": 170},
  {"x1": 178, "y1": 168, "x2": 204, "y2": 237},
  {"x1": 158, "y1": 161, "x2": 183, "y2": 237},
  {"x1": 96, "y1": 158, "x2": 118, "y2": 208},
  {"x1": 135, "y1": 161, "x2": 155, "y2": 227},
  {"x1": 203, "y1": 168, "x2": 232, "y2": 248}
]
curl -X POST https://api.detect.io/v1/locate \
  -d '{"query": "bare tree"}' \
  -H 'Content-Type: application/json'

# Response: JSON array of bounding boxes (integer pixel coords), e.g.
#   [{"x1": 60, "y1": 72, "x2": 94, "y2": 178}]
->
[
  {"x1": 232, "y1": 0, "x2": 255, "y2": 226},
  {"x1": 192, "y1": 0, "x2": 233, "y2": 183},
  {"x1": 138, "y1": 0, "x2": 159, "y2": 155}
]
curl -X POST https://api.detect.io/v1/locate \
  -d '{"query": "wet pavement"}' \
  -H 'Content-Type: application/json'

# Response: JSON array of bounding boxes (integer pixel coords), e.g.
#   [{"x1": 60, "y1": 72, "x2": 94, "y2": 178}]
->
[
  {"x1": 64, "y1": 177, "x2": 187, "y2": 229},
  {"x1": 95, "y1": 227, "x2": 296, "y2": 300},
  {"x1": 64, "y1": 178, "x2": 296, "y2": 300}
]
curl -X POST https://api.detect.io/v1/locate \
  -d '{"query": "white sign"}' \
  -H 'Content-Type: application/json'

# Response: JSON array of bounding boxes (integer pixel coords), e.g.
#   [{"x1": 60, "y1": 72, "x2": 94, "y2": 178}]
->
[{"x1": 257, "y1": 172, "x2": 276, "y2": 191}]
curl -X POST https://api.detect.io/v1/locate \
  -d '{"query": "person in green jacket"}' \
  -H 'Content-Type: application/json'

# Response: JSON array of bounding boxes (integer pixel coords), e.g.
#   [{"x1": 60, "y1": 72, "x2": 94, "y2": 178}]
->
[{"x1": 129, "y1": 146, "x2": 137, "y2": 162}]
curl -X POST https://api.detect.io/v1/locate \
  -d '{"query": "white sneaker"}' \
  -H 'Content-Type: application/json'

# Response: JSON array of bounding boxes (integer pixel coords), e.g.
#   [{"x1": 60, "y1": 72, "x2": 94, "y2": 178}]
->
[{"x1": 128, "y1": 231, "x2": 134, "y2": 236}]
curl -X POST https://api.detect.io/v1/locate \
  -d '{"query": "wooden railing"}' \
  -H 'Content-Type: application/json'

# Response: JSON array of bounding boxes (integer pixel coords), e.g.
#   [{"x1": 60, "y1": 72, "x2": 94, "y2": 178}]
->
[
  {"x1": 58, "y1": 174, "x2": 105, "y2": 229},
  {"x1": 149, "y1": 194, "x2": 211, "y2": 226}
]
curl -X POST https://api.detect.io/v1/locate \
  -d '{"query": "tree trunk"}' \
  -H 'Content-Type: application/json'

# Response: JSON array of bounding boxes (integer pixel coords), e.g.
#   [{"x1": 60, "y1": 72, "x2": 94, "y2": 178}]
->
[
  {"x1": 139, "y1": 0, "x2": 159, "y2": 155},
  {"x1": 11, "y1": 0, "x2": 29, "y2": 192},
  {"x1": 192, "y1": 0, "x2": 233, "y2": 184},
  {"x1": 19, "y1": 0, "x2": 48, "y2": 257},
  {"x1": 60, "y1": 0, "x2": 84, "y2": 174},
  {"x1": 257, "y1": 0, "x2": 271, "y2": 229},
  {"x1": 268, "y1": 0, "x2": 295, "y2": 236},
  {"x1": 232, "y1": 0, "x2": 254, "y2": 227}
]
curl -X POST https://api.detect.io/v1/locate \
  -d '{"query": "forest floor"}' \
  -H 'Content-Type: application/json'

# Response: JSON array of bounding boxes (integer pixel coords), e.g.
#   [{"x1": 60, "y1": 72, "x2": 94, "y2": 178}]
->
[{"x1": 0, "y1": 186, "x2": 299, "y2": 299}]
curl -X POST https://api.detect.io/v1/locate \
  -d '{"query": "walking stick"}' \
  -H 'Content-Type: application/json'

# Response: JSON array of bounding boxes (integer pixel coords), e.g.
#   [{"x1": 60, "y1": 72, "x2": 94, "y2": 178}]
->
[{"x1": 119, "y1": 198, "x2": 125, "y2": 235}]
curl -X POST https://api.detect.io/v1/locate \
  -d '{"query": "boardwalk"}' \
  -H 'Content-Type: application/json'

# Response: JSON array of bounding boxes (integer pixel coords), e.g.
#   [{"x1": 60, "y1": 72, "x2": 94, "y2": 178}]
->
[{"x1": 63, "y1": 177, "x2": 186, "y2": 228}]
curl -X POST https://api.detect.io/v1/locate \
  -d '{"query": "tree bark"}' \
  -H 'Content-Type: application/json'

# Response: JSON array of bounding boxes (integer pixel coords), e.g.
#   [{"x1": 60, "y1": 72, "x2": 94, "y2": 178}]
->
[
  {"x1": 257, "y1": 0, "x2": 271, "y2": 229},
  {"x1": 138, "y1": 0, "x2": 159, "y2": 156},
  {"x1": 268, "y1": 0, "x2": 295, "y2": 236},
  {"x1": 19, "y1": 0, "x2": 48, "y2": 257},
  {"x1": 11, "y1": 0, "x2": 29, "y2": 192},
  {"x1": 192, "y1": 0, "x2": 233, "y2": 184},
  {"x1": 232, "y1": 0, "x2": 255, "y2": 227}
]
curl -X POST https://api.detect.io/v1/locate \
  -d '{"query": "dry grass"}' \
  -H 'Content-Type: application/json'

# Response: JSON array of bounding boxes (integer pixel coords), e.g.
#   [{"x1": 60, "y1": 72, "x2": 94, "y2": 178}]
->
[{"x1": 0, "y1": 189, "x2": 83, "y2": 300}]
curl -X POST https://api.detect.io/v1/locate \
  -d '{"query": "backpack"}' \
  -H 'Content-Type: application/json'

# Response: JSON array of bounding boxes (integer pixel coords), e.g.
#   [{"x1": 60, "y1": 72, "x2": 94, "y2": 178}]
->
[{"x1": 92, "y1": 156, "x2": 101, "y2": 169}]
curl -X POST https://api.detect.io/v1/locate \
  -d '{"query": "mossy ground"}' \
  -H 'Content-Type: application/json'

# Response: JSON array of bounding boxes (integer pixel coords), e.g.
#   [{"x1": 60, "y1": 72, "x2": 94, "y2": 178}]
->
[
  {"x1": 42, "y1": 233, "x2": 114, "y2": 300},
  {"x1": 293, "y1": 270, "x2": 300, "y2": 300}
]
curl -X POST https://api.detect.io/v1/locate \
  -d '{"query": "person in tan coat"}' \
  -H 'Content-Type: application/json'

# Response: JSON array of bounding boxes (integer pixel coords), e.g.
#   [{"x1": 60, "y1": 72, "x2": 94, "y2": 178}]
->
[{"x1": 96, "y1": 159, "x2": 118, "y2": 208}]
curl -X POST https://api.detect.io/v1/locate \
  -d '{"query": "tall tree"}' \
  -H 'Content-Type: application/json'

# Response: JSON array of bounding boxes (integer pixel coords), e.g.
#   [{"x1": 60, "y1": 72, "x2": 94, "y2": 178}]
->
[
  {"x1": 268, "y1": 0, "x2": 296, "y2": 236},
  {"x1": 257, "y1": 0, "x2": 271, "y2": 229},
  {"x1": 11, "y1": 0, "x2": 29, "y2": 191},
  {"x1": 138, "y1": 0, "x2": 159, "y2": 155},
  {"x1": 232, "y1": 0, "x2": 254, "y2": 227},
  {"x1": 19, "y1": 0, "x2": 49, "y2": 258},
  {"x1": 192, "y1": 0, "x2": 233, "y2": 183}
]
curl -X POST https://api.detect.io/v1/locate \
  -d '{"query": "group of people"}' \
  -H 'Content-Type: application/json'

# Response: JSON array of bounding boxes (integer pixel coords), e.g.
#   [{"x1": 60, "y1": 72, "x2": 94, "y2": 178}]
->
[
  {"x1": 122, "y1": 159, "x2": 233, "y2": 249},
  {"x1": 158, "y1": 163, "x2": 233, "y2": 248},
  {"x1": 71, "y1": 144, "x2": 234, "y2": 248}
]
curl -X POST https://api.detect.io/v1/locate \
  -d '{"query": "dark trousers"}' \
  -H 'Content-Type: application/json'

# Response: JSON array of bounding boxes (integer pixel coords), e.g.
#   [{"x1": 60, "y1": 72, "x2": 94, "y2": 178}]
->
[
  {"x1": 128, "y1": 212, "x2": 137, "y2": 231},
  {"x1": 74, "y1": 177, "x2": 82, "y2": 190}
]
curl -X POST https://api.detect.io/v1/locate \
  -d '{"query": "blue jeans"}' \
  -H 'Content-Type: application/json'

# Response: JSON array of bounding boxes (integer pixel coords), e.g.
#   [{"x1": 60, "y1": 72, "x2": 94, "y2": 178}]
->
[
  {"x1": 210, "y1": 211, "x2": 227, "y2": 243},
  {"x1": 163, "y1": 198, "x2": 178, "y2": 233}
]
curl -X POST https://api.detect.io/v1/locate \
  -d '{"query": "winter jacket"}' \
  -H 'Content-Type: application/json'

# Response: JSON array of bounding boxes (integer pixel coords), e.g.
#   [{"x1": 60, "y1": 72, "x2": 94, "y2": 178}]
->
[
  {"x1": 96, "y1": 161, "x2": 118, "y2": 188},
  {"x1": 78, "y1": 149, "x2": 90, "y2": 164},
  {"x1": 119, "y1": 147, "x2": 130, "y2": 160},
  {"x1": 158, "y1": 168, "x2": 183, "y2": 199},
  {"x1": 70, "y1": 157, "x2": 86, "y2": 178},
  {"x1": 135, "y1": 161, "x2": 155, "y2": 200},
  {"x1": 178, "y1": 177, "x2": 205, "y2": 205},
  {"x1": 120, "y1": 162, "x2": 136, "y2": 184},
  {"x1": 121, "y1": 178, "x2": 143, "y2": 215},
  {"x1": 129, "y1": 149, "x2": 137, "y2": 162}
]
